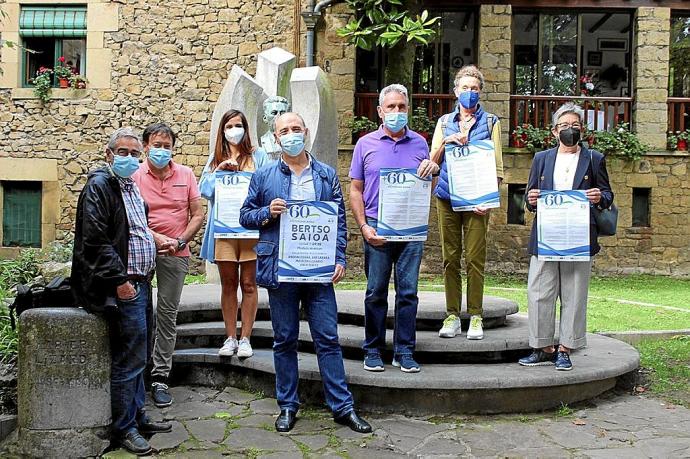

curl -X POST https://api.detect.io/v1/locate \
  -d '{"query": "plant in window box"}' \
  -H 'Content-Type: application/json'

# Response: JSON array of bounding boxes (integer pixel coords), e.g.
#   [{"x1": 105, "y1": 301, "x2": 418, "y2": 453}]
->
[
  {"x1": 591, "y1": 123, "x2": 647, "y2": 161},
  {"x1": 409, "y1": 107, "x2": 435, "y2": 141},
  {"x1": 512, "y1": 124, "x2": 556, "y2": 152},
  {"x1": 69, "y1": 74, "x2": 88, "y2": 90},
  {"x1": 30, "y1": 67, "x2": 53, "y2": 103},
  {"x1": 346, "y1": 116, "x2": 378, "y2": 143},
  {"x1": 54, "y1": 56, "x2": 74, "y2": 88},
  {"x1": 667, "y1": 131, "x2": 679, "y2": 151}
]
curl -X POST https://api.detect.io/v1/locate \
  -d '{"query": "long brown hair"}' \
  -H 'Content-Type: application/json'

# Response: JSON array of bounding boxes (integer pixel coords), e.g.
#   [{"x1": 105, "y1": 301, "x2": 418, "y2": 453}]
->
[{"x1": 211, "y1": 109, "x2": 256, "y2": 170}]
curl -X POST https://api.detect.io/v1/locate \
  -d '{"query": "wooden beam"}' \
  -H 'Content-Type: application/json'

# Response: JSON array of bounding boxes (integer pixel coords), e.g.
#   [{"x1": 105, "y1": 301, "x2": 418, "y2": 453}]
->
[{"x1": 589, "y1": 13, "x2": 613, "y2": 33}]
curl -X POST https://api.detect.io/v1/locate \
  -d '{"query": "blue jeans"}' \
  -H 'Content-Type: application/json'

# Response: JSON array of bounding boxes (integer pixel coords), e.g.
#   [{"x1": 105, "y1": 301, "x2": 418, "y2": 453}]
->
[
  {"x1": 110, "y1": 280, "x2": 151, "y2": 436},
  {"x1": 267, "y1": 282, "x2": 353, "y2": 417},
  {"x1": 363, "y1": 218, "x2": 423, "y2": 356}
]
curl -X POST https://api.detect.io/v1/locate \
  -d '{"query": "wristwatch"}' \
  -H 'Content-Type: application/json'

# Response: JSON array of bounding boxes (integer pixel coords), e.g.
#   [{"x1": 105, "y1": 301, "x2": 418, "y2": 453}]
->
[{"x1": 176, "y1": 238, "x2": 187, "y2": 251}]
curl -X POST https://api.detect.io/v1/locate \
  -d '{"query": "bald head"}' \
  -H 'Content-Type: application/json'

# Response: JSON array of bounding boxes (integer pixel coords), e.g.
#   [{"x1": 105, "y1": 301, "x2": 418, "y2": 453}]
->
[{"x1": 274, "y1": 112, "x2": 306, "y2": 135}]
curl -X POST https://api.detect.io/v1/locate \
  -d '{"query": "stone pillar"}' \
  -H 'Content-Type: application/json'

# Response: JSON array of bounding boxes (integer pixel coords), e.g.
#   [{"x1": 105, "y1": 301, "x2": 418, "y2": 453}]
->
[
  {"x1": 477, "y1": 5, "x2": 512, "y2": 145},
  {"x1": 633, "y1": 7, "x2": 670, "y2": 151},
  {"x1": 18, "y1": 308, "x2": 111, "y2": 458}
]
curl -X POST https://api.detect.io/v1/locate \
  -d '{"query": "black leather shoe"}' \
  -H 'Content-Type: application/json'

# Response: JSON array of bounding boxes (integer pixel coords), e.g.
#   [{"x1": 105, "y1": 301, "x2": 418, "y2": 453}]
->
[
  {"x1": 334, "y1": 410, "x2": 372, "y2": 433},
  {"x1": 138, "y1": 415, "x2": 172, "y2": 435},
  {"x1": 119, "y1": 429, "x2": 152, "y2": 456},
  {"x1": 275, "y1": 409, "x2": 297, "y2": 432}
]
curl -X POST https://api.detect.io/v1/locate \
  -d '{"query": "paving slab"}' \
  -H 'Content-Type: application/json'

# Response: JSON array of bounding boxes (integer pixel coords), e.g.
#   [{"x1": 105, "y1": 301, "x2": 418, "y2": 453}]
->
[
  {"x1": 162, "y1": 400, "x2": 238, "y2": 421},
  {"x1": 223, "y1": 426, "x2": 300, "y2": 452},
  {"x1": 213, "y1": 386, "x2": 260, "y2": 405},
  {"x1": 236, "y1": 413, "x2": 278, "y2": 428},
  {"x1": 292, "y1": 433, "x2": 330, "y2": 451},
  {"x1": 185, "y1": 418, "x2": 227, "y2": 443},
  {"x1": 148, "y1": 420, "x2": 189, "y2": 451},
  {"x1": 249, "y1": 398, "x2": 280, "y2": 415}
]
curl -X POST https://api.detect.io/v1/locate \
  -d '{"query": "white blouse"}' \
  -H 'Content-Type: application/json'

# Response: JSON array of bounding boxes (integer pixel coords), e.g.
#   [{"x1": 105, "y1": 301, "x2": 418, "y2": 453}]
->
[{"x1": 553, "y1": 150, "x2": 580, "y2": 191}]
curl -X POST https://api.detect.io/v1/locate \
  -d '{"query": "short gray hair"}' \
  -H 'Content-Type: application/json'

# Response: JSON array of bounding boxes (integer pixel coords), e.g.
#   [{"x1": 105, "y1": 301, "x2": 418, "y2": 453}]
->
[
  {"x1": 107, "y1": 127, "x2": 142, "y2": 150},
  {"x1": 273, "y1": 112, "x2": 307, "y2": 132},
  {"x1": 378, "y1": 84, "x2": 409, "y2": 107},
  {"x1": 552, "y1": 103, "x2": 585, "y2": 127}
]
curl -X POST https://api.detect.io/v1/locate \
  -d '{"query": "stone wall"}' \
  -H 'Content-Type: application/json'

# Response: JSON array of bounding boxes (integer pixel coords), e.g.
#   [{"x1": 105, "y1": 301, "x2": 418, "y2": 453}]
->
[
  {"x1": 633, "y1": 7, "x2": 670, "y2": 150},
  {"x1": 339, "y1": 147, "x2": 690, "y2": 277},
  {"x1": 0, "y1": 0, "x2": 295, "y2": 258},
  {"x1": 477, "y1": 4, "x2": 512, "y2": 143}
]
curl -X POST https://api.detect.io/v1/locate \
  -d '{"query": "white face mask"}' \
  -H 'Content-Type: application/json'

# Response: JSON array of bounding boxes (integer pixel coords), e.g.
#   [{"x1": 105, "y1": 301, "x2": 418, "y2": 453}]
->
[{"x1": 224, "y1": 127, "x2": 245, "y2": 145}]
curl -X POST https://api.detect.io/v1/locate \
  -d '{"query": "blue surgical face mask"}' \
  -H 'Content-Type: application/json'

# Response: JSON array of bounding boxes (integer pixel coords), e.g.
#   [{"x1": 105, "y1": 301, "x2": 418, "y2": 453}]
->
[
  {"x1": 111, "y1": 154, "x2": 140, "y2": 178},
  {"x1": 279, "y1": 132, "x2": 305, "y2": 157},
  {"x1": 383, "y1": 112, "x2": 408, "y2": 133},
  {"x1": 458, "y1": 90, "x2": 480, "y2": 109},
  {"x1": 148, "y1": 147, "x2": 172, "y2": 169}
]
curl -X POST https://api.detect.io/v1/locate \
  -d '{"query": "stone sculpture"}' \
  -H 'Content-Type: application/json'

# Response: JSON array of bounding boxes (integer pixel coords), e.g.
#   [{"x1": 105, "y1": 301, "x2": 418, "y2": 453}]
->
[{"x1": 260, "y1": 96, "x2": 290, "y2": 161}]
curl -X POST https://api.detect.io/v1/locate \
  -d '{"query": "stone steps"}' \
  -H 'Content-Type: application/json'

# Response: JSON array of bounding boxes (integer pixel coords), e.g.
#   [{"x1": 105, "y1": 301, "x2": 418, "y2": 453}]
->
[
  {"x1": 170, "y1": 285, "x2": 641, "y2": 413},
  {"x1": 174, "y1": 284, "x2": 519, "y2": 330},
  {"x1": 175, "y1": 315, "x2": 533, "y2": 363},
  {"x1": 171, "y1": 333, "x2": 640, "y2": 414}
]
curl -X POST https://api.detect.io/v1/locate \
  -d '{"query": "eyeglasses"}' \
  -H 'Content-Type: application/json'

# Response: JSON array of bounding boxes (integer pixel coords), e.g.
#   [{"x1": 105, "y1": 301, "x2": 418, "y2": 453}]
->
[
  {"x1": 555, "y1": 122, "x2": 583, "y2": 130},
  {"x1": 111, "y1": 148, "x2": 142, "y2": 159}
]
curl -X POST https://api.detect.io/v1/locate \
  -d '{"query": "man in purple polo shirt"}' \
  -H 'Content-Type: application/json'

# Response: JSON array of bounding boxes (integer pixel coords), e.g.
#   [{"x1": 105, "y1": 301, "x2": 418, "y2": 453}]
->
[{"x1": 349, "y1": 83, "x2": 439, "y2": 373}]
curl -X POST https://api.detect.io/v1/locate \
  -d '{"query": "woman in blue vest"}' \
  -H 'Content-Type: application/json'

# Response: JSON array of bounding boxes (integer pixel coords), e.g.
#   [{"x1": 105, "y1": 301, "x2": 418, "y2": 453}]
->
[{"x1": 430, "y1": 65, "x2": 505, "y2": 341}]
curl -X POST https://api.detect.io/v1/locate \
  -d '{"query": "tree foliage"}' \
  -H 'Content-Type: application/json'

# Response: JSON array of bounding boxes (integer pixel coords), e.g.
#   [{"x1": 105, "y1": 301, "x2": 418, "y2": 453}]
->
[{"x1": 337, "y1": 0, "x2": 439, "y2": 51}]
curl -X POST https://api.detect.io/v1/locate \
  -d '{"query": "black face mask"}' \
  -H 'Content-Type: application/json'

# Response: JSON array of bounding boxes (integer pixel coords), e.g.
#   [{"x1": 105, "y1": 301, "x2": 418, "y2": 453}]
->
[{"x1": 558, "y1": 128, "x2": 581, "y2": 147}]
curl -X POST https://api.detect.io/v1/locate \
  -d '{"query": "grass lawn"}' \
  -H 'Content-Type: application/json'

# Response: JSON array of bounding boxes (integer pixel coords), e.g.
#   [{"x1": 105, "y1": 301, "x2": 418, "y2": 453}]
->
[
  {"x1": 337, "y1": 273, "x2": 690, "y2": 333},
  {"x1": 635, "y1": 335, "x2": 690, "y2": 408}
]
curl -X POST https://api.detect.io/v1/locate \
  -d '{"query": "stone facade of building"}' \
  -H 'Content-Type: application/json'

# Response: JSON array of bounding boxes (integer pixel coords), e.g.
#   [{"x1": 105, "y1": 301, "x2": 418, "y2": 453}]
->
[{"x1": 1, "y1": 1, "x2": 689, "y2": 276}]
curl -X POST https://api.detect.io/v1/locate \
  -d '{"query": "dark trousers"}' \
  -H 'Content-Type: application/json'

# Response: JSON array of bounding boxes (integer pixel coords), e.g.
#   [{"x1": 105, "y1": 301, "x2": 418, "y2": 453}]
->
[
  {"x1": 267, "y1": 282, "x2": 354, "y2": 417},
  {"x1": 110, "y1": 280, "x2": 151, "y2": 436}
]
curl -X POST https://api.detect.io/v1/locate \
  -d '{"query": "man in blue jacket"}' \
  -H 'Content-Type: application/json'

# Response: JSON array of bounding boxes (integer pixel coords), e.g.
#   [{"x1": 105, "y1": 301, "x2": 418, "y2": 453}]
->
[{"x1": 239, "y1": 112, "x2": 371, "y2": 434}]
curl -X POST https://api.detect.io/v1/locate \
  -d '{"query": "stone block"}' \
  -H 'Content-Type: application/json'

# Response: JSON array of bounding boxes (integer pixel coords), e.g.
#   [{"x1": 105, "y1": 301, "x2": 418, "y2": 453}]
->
[
  {"x1": 18, "y1": 308, "x2": 111, "y2": 458},
  {"x1": 255, "y1": 47, "x2": 296, "y2": 99},
  {"x1": 290, "y1": 66, "x2": 338, "y2": 168}
]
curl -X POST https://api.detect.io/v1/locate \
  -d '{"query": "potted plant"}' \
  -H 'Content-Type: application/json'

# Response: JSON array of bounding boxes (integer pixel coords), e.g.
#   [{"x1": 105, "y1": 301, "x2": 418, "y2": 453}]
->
[
  {"x1": 409, "y1": 106, "x2": 435, "y2": 141},
  {"x1": 347, "y1": 116, "x2": 378, "y2": 143},
  {"x1": 30, "y1": 67, "x2": 53, "y2": 103},
  {"x1": 69, "y1": 74, "x2": 88, "y2": 89},
  {"x1": 53, "y1": 56, "x2": 74, "y2": 88},
  {"x1": 677, "y1": 130, "x2": 690, "y2": 151}
]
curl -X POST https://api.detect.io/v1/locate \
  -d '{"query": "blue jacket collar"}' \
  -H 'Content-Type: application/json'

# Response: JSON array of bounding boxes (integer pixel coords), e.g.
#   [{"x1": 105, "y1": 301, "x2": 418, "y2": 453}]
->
[{"x1": 450, "y1": 104, "x2": 486, "y2": 122}]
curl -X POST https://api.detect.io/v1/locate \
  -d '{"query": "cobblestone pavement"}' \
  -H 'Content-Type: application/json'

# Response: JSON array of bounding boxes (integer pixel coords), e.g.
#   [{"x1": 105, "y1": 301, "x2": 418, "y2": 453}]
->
[{"x1": 100, "y1": 385, "x2": 690, "y2": 458}]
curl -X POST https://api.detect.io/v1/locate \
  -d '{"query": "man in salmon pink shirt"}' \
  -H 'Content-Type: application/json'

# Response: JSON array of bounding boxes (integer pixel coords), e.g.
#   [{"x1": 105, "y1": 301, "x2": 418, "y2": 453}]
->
[{"x1": 133, "y1": 122, "x2": 204, "y2": 408}]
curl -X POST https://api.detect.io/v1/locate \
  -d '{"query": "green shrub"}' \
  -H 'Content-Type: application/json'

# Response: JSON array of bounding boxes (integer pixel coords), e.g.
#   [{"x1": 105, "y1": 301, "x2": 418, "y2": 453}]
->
[{"x1": 591, "y1": 123, "x2": 648, "y2": 161}]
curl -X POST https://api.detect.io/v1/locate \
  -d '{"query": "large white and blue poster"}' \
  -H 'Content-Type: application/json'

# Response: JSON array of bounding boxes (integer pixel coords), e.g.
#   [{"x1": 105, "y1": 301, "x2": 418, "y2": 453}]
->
[
  {"x1": 445, "y1": 139, "x2": 500, "y2": 211},
  {"x1": 376, "y1": 168, "x2": 431, "y2": 241},
  {"x1": 537, "y1": 190, "x2": 590, "y2": 261},
  {"x1": 278, "y1": 201, "x2": 338, "y2": 283},
  {"x1": 214, "y1": 171, "x2": 259, "y2": 239}
]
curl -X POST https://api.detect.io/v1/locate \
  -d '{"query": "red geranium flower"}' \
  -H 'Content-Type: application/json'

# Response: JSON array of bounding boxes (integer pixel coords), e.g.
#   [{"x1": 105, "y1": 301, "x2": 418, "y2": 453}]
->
[{"x1": 58, "y1": 56, "x2": 66, "y2": 63}]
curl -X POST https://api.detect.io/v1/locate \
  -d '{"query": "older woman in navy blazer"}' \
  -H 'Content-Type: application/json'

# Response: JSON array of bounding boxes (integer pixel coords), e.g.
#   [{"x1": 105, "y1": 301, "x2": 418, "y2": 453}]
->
[{"x1": 519, "y1": 103, "x2": 614, "y2": 371}]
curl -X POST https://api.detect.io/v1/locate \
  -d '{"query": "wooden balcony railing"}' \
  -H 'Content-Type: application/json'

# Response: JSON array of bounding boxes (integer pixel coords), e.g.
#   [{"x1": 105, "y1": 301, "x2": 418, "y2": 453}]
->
[
  {"x1": 510, "y1": 95, "x2": 633, "y2": 144},
  {"x1": 667, "y1": 97, "x2": 690, "y2": 134},
  {"x1": 354, "y1": 92, "x2": 456, "y2": 123}
]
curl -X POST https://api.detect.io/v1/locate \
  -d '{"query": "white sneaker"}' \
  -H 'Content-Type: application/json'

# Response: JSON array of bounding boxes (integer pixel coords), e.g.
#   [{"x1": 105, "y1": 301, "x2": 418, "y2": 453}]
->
[
  {"x1": 439, "y1": 314, "x2": 461, "y2": 338},
  {"x1": 218, "y1": 337, "x2": 238, "y2": 356},
  {"x1": 237, "y1": 337, "x2": 253, "y2": 358},
  {"x1": 467, "y1": 315, "x2": 484, "y2": 340}
]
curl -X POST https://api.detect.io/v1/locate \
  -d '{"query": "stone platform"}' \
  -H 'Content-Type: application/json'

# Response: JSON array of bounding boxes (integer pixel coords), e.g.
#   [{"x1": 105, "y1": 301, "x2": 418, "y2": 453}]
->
[{"x1": 170, "y1": 285, "x2": 640, "y2": 414}]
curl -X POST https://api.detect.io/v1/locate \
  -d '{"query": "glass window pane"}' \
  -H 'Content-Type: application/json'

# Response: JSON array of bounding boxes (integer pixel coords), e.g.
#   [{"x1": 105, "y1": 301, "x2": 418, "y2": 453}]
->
[
  {"x1": 2, "y1": 181, "x2": 42, "y2": 248},
  {"x1": 632, "y1": 188, "x2": 651, "y2": 227},
  {"x1": 23, "y1": 37, "x2": 56, "y2": 87},
  {"x1": 62, "y1": 39, "x2": 86, "y2": 75},
  {"x1": 540, "y1": 14, "x2": 578, "y2": 95},
  {"x1": 513, "y1": 14, "x2": 539, "y2": 95},
  {"x1": 670, "y1": 15, "x2": 690, "y2": 97}
]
